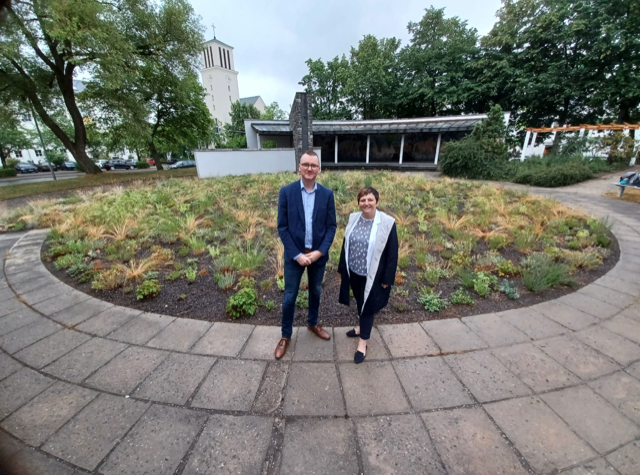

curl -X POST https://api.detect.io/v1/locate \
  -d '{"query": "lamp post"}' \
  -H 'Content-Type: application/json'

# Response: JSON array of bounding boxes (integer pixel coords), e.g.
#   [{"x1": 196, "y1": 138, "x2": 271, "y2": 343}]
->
[{"x1": 30, "y1": 103, "x2": 56, "y2": 181}]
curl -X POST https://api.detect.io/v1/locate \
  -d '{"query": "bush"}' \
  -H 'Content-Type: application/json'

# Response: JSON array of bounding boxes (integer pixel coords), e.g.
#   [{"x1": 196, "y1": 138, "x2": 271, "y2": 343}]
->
[
  {"x1": 135, "y1": 161, "x2": 150, "y2": 169},
  {"x1": 0, "y1": 168, "x2": 17, "y2": 178},
  {"x1": 5, "y1": 158, "x2": 20, "y2": 169},
  {"x1": 520, "y1": 254, "x2": 573, "y2": 292},
  {"x1": 226, "y1": 287, "x2": 258, "y2": 318},
  {"x1": 417, "y1": 288, "x2": 448, "y2": 312},
  {"x1": 450, "y1": 288, "x2": 474, "y2": 306},
  {"x1": 512, "y1": 162, "x2": 594, "y2": 187},
  {"x1": 136, "y1": 279, "x2": 162, "y2": 300}
]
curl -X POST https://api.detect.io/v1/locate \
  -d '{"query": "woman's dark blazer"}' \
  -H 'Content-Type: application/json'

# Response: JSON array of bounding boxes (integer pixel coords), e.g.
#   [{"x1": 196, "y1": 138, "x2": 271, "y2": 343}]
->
[{"x1": 338, "y1": 216, "x2": 398, "y2": 315}]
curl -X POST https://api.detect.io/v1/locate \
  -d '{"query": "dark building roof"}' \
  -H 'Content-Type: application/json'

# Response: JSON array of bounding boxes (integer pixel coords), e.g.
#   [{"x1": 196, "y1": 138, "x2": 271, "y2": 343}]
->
[{"x1": 249, "y1": 115, "x2": 486, "y2": 135}]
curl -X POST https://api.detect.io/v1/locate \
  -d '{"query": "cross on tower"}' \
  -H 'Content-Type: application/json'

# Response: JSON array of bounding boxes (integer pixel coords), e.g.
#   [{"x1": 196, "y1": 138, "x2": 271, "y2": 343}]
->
[{"x1": 212, "y1": 23, "x2": 216, "y2": 39}]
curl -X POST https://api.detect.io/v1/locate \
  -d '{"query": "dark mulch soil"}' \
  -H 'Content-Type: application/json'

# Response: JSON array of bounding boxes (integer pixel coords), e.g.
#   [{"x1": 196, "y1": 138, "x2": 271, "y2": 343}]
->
[{"x1": 42, "y1": 234, "x2": 620, "y2": 328}]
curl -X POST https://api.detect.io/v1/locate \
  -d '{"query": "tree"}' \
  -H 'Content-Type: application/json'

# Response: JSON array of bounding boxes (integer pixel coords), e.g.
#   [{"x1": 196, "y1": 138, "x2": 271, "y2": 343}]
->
[
  {"x1": 0, "y1": 0, "x2": 206, "y2": 174},
  {"x1": 299, "y1": 56, "x2": 352, "y2": 120},
  {"x1": 262, "y1": 102, "x2": 288, "y2": 120},
  {"x1": 0, "y1": 103, "x2": 30, "y2": 168},
  {"x1": 397, "y1": 7, "x2": 481, "y2": 118}
]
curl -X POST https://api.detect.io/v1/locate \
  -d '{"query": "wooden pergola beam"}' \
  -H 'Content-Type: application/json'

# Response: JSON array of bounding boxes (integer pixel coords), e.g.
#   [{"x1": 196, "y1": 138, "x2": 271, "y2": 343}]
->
[{"x1": 526, "y1": 122, "x2": 640, "y2": 133}]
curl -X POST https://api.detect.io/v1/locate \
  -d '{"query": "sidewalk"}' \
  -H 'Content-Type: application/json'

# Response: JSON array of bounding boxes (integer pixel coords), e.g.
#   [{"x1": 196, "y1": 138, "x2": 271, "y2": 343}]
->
[{"x1": 0, "y1": 185, "x2": 639, "y2": 474}]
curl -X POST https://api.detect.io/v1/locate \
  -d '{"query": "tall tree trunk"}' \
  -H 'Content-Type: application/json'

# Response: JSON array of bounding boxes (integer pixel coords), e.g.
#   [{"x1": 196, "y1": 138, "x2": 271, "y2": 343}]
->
[
  {"x1": 149, "y1": 141, "x2": 163, "y2": 171},
  {"x1": 618, "y1": 100, "x2": 635, "y2": 139},
  {"x1": 0, "y1": 148, "x2": 7, "y2": 169}
]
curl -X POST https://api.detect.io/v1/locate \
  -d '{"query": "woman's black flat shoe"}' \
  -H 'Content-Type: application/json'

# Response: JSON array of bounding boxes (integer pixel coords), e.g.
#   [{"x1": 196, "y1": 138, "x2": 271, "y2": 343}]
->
[
  {"x1": 346, "y1": 329, "x2": 359, "y2": 338},
  {"x1": 354, "y1": 350, "x2": 367, "y2": 364}
]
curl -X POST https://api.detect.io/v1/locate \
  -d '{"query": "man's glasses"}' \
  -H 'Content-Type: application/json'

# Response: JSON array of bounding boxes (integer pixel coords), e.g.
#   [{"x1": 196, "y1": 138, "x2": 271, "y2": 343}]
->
[{"x1": 300, "y1": 163, "x2": 320, "y2": 170}]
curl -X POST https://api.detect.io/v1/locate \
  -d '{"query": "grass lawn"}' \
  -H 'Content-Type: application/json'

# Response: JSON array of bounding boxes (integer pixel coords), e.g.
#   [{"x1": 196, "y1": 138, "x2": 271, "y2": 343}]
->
[
  {"x1": 2, "y1": 171, "x2": 616, "y2": 323},
  {"x1": 0, "y1": 168, "x2": 197, "y2": 201}
]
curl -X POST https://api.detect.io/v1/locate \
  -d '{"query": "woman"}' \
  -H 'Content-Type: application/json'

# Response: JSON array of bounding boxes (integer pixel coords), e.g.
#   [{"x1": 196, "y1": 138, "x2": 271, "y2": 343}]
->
[{"x1": 338, "y1": 187, "x2": 398, "y2": 363}]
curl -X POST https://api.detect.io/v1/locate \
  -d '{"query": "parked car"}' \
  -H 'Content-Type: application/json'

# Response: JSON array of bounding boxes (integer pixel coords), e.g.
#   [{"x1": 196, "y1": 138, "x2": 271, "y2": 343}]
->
[
  {"x1": 124, "y1": 159, "x2": 136, "y2": 167},
  {"x1": 166, "y1": 157, "x2": 178, "y2": 165},
  {"x1": 145, "y1": 158, "x2": 155, "y2": 166},
  {"x1": 36, "y1": 162, "x2": 58, "y2": 172},
  {"x1": 168, "y1": 160, "x2": 196, "y2": 170},
  {"x1": 103, "y1": 159, "x2": 135, "y2": 170},
  {"x1": 96, "y1": 160, "x2": 109, "y2": 169},
  {"x1": 14, "y1": 162, "x2": 38, "y2": 174},
  {"x1": 60, "y1": 162, "x2": 77, "y2": 171}
]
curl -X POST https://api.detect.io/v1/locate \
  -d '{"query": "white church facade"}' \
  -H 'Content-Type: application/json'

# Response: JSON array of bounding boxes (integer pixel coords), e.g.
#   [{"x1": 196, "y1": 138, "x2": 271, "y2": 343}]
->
[{"x1": 200, "y1": 36, "x2": 265, "y2": 125}]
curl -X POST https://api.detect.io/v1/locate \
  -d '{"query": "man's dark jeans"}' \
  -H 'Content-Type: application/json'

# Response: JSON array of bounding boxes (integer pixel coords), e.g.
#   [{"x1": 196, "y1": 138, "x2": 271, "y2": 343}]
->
[{"x1": 281, "y1": 257, "x2": 326, "y2": 339}]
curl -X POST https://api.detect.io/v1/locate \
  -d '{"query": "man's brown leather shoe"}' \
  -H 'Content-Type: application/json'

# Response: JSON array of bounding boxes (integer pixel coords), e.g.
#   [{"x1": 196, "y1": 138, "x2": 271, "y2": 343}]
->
[
  {"x1": 275, "y1": 337, "x2": 291, "y2": 359},
  {"x1": 307, "y1": 325, "x2": 331, "y2": 340}
]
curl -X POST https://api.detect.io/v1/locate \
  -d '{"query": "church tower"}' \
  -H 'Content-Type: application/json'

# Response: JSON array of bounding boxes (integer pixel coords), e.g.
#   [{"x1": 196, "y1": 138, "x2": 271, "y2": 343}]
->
[{"x1": 200, "y1": 31, "x2": 239, "y2": 125}]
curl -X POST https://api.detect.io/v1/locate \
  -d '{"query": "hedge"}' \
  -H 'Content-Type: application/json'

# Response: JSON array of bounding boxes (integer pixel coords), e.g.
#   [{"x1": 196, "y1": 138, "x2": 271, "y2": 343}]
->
[
  {"x1": 512, "y1": 162, "x2": 595, "y2": 187},
  {"x1": 0, "y1": 168, "x2": 18, "y2": 178},
  {"x1": 135, "y1": 161, "x2": 151, "y2": 169}
]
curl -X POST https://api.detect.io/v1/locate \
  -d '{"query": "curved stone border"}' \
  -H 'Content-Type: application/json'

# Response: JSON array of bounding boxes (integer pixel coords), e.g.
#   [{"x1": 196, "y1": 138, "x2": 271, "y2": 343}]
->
[{"x1": 1, "y1": 189, "x2": 640, "y2": 474}]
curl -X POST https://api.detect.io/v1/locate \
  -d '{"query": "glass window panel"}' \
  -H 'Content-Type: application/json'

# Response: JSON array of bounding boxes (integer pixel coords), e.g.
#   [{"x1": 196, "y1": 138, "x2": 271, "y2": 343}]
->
[
  {"x1": 402, "y1": 132, "x2": 439, "y2": 163},
  {"x1": 369, "y1": 134, "x2": 401, "y2": 163},
  {"x1": 337, "y1": 134, "x2": 367, "y2": 162},
  {"x1": 313, "y1": 134, "x2": 334, "y2": 163}
]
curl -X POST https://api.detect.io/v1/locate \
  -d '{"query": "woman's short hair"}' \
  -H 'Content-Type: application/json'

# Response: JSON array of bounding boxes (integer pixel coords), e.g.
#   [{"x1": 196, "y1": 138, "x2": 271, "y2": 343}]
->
[{"x1": 357, "y1": 187, "x2": 379, "y2": 203}]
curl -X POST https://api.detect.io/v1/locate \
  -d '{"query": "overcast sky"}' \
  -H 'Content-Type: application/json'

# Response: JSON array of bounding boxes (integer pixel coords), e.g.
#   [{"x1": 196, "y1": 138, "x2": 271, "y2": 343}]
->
[{"x1": 188, "y1": 0, "x2": 504, "y2": 113}]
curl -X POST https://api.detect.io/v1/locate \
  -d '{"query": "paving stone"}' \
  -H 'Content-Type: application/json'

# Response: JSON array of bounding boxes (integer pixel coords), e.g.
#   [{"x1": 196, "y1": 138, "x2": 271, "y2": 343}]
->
[
  {"x1": 100, "y1": 404, "x2": 208, "y2": 475},
  {"x1": 502, "y1": 308, "x2": 570, "y2": 341},
  {"x1": 535, "y1": 335, "x2": 621, "y2": 380},
  {"x1": 283, "y1": 362, "x2": 344, "y2": 416},
  {"x1": 0, "y1": 367, "x2": 55, "y2": 419},
  {"x1": 21, "y1": 283, "x2": 68, "y2": 306},
  {"x1": 0, "y1": 351, "x2": 22, "y2": 381},
  {"x1": 461, "y1": 313, "x2": 529, "y2": 347},
  {"x1": 627, "y1": 361, "x2": 640, "y2": 380},
  {"x1": 491, "y1": 343, "x2": 581, "y2": 392},
  {"x1": 190, "y1": 322, "x2": 254, "y2": 356},
  {"x1": 134, "y1": 353, "x2": 215, "y2": 405},
  {"x1": 534, "y1": 300, "x2": 600, "y2": 330},
  {"x1": 182, "y1": 414, "x2": 272, "y2": 475},
  {"x1": 602, "y1": 315, "x2": 640, "y2": 345},
  {"x1": 422, "y1": 407, "x2": 527, "y2": 475},
  {"x1": 577, "y1": 283, "x2": 637, "y2": 308},
  {"x1": 445, "y1": 350, "x2": 532, "y2": 402},
  {"x1": 576, "y1": 326, "x2": 640, "y2": 365},
  {"x1": 620, "y1": 303, "x2": 640, "y2": 322},
  {"x1": 192, "y1": 359, "x2": 266, "y2": 411},
  {"x1": 85, "y1": 346, "x2": 169, "y2": 395},
  {"x1": 10, "y1": 275, "x2": 57, "y2": 295},
  {"x1": 145, "y1": 318, "x2": 211, "y2": 352},
  {"x1": 605, "y1": 440, "x2": 640, "y2": 475},
  {"x1": 1, "y1": 381, "x2": 97, "y2": 446},
  {"x1": 292, "y1": 326, "x2": 334, "y2": 361},
  {"x1": 252, "y1": 361, "x2": 288, "y2": 414},
  {"x1": 49, "y1": 299, "x2": 113, "y2": 326},
  {"x1": 0, "y1": 288, "x2": 15, "y2": 303},
  {"x1": 392, "y1": 356, "x2": 473, "y2": 410},
  {"x1": 32, "y1": 291, "x2": 91, "y2": 317},
  {"x1": 0, "y1": 308, "x2": 41, "y2": 337},
  {"x1": 0, "y1": 430, "x2": 24, "y2": 465},
  {"x1": 561, "y1": 458, "x2": 620, "y2": 475},
  {"x1": 486, "y1": 396, "x2": 598, "y2": 473},
  {"x1": 596, "y1": 275, "x2": 640, "y2": 297},
  {"x1": 0, "y1": 298, "x2": 28, "y2": 319},
  {"x1": 43, "y1": 338, "x2": 127, "y2": 383},
  {"x1": 589, "y1": 371, "x2": 640, "y2": 425},
  {"x1": 542, "y1": 385, "x2": 640, "y2": 454},
  {"x1": 357, "y1": 414, "x2": 445, "y2": 475},
  {"x1": 339, "y1": 361, "x2": 410, "y2": 416},
  {"x1": 420, "y1": 319, "x2": 487, "y2": 353},
  {"x1": 558, "y1": 292, "x2": 623, "y2": 319},
  {"x1": 14, "y1": 330, "x2": 91, "y2": 369},
  {"x1": 75, "y1": 306, "x2": 141, "y2": 337},
  {"x1": 241, "y1": 325, "x2": 298, "y2": 360},
  {"x1": 334, "y1": 326, "x2": 390, "y2": 361},
  {"x1": 4, "y1": 447, "x2": 75, "y2": 475},
  {"x1": 376, "y1": 323, "x2": 438, "y2": 358},
  {"x1": 0, "y1": 318, "x2": 62, "y2": 354},
  {"x1": 43, "y1": 394, "x2": 150, "y2": 471},
  {"x1": 106, "y1": 312, "x2": 174, "y2": 344},
  {"x1": 280, "y1": 418, "x2": 359, "y2": 475}
]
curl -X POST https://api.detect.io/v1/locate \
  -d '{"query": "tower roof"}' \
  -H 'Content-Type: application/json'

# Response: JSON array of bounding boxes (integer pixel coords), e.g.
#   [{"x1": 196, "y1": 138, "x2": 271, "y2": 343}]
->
[{"x1": 204, "y1": 38, "x2": 233, "y2": 48}]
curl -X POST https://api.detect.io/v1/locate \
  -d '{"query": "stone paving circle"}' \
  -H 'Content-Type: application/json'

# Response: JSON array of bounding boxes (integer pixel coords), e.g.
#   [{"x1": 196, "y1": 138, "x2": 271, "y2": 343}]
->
[{"x1": 1, "y1": 183, "x2": 640, "y2": 474}]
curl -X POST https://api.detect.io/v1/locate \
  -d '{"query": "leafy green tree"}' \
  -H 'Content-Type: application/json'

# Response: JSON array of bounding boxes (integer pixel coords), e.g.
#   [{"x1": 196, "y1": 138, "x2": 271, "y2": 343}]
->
[
  {"x1": 397, "y1": 7, "x2": 481, "y2": 117},
  {"x1": 262, "y1": 102, "x2": 288, "y2": 120},
  {"x1": 0, "y1": 0, "x2": 206, "y2": 174},
  {"x1": 299, "y1": 56, "x2": 352, "y2": 120},
  {"x1": 0, "y1": 104, "x2": 30, "y2": 168}
]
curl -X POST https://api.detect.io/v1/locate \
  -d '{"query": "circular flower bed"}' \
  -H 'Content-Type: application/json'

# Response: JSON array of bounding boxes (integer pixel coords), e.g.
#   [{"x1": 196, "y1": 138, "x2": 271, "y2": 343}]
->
[{"x1": 3, "y1": 172, "x2": 617, "y2": 326}]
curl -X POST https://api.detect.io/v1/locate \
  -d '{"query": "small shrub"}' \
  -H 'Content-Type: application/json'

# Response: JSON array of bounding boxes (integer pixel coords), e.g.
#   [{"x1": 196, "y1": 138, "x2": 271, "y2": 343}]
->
[
  {"x1": 417, "y1": 288, "x2": 448, "y2": 312},
  {"x1": 595, "y1": 234, "x2": 611, "y2": 248},
  {"x1": 440, "y1": 249, "x2": 454, "y2": 260},
  {"x1": 178, "y1": 293, "x2": 187, "y2": 301},
  {"x1": 513, "y1": 162, "x2": 594, "y2": 187},
  {"x1": 166, "y1": 270, "x2": 182, "y2": 281},
  {"x1": 473, "y1": 271, "x2": 497, "y2": 297},
  {"x1": 391, "y1": 288, "x2": 409, "y2": 298},
  {"x1": 185, "y1": 267, "x2": 197, "y2": 283},
  {"x1": 514, "y1": 230, "x2": 537, "y2": 254},
  {"x1": 136, "y1": 279, "x2": 162, "y2": 300},
  {"x1": 296, "y1": 290, "x2": 309, "y2": 308},
  {"x1": 260, "y1": 279, "x2": 273, "y2": 290},
  {"x1": 135, "y1": 161, "x2": 150, "y2": 169},
  {"x1": 198, "y1": 265, "x2": 209, "y2": 276},
  {"x1": 216, "y1": 272, "x2": 235, "y2": 291},
  {"x1": 177, "y1": 246, "x2": 190, "y2": 257},
  {"x1": 238, "y1": 276, "x2": 256, "y2": 289},
  {"x1": 521, "y1": 254, "x2": 573, "y2": 292},
  {"x1": 487, "y1": 235, "x2": 509, "y2": 250},
  {"x1": 498, "y1": 279, "x2": 520, "y2": 299},
  {"x1": 143, "y1": 271, "x2": 159, "y2": 280},
  {"x1": 54, "y1": 253, "x2": 84, "y2": 271},
  {"x1": 207, "y1": 245, "x2": 221, "y2": 258},
  {"x1": 226, "y1": 287, "x2": 258, "y2": 319},
  {"x1": 91, "y1": 268, "x2": 124, "y2": 291},
  {"x1": 398, "y1": 255, "x2": 410, "y2": 269},
  {"x1": 265, "y1": 300, "x2": 275, "y2": 311},
  {"x1": 276, "y1": 275, "x2": 285, "y2": 291},
  {"x1": 394, "y1": 271, "x2": 406, "y2": 285},
  {"x1": 497, "y1": 259, "x2": 518, "y2": 276},
  {"x1": 423, "y1": 267, "x2": 443, "y2": 286},
  {"x1": 450, "y1": 288, "x2": 474, "y2": 306},
  {"x1": 458, "y1": 267, "x2": 476, "y2": 288}
]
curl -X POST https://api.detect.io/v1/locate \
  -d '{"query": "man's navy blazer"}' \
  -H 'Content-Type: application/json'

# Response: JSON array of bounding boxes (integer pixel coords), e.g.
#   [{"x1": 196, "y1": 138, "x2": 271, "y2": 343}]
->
[{"x1": 277, "y1": 180, "x2": 337, "y2": 265}]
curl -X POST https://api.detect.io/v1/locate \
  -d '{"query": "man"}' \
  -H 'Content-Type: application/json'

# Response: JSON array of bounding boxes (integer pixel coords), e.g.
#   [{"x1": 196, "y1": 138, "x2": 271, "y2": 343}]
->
[{"x1": 275, "y1": 150, "x2": 337, "y2": 359}]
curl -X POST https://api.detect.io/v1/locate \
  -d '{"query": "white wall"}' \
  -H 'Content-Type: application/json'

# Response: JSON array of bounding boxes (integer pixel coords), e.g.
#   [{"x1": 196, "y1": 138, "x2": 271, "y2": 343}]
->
[{"x1": 194, "y1": 147, "x2": 322, "y2": 178}]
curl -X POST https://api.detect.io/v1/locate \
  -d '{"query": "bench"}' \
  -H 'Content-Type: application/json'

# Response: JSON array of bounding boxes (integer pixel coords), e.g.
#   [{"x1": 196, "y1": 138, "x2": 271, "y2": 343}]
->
[{"x1": 614, "y1": 183, "x2": 640, "y2": 197}]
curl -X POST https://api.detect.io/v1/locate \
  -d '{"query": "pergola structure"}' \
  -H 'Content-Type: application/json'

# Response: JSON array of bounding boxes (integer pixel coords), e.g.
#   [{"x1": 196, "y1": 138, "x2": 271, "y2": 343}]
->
[{"x1": 521, "y1": 123, "x2": 640, "y2": 165}]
